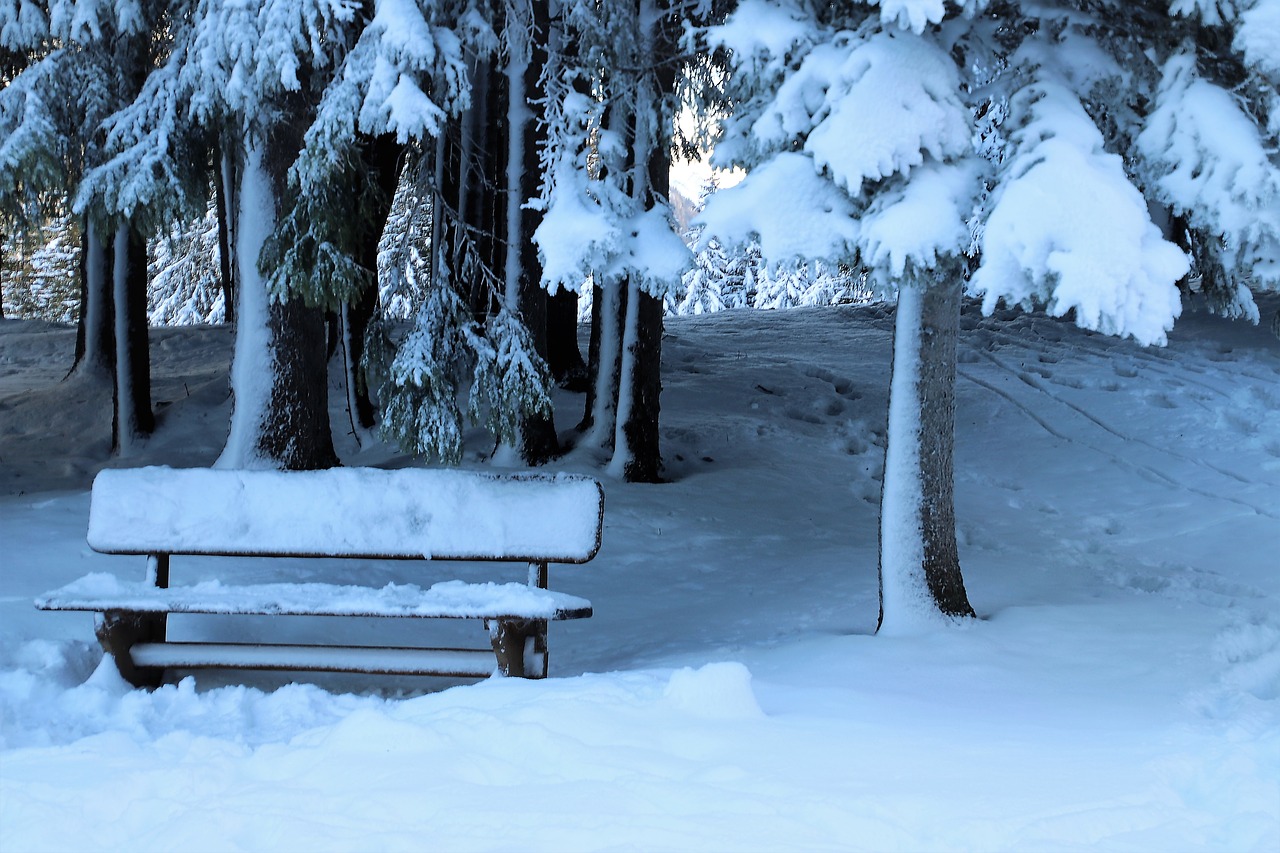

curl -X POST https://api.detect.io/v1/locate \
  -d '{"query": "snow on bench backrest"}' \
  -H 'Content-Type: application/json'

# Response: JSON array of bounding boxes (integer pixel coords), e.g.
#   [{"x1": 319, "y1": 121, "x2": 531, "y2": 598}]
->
[{"x1": 87, "y1": 467, "x2": 604, "y2": 562}]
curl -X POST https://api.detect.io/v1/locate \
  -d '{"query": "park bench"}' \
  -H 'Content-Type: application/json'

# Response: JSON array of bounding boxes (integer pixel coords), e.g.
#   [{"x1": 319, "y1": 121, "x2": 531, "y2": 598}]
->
[{"x1": 36, "y1": 466, "x2": 604, "y2": 688}]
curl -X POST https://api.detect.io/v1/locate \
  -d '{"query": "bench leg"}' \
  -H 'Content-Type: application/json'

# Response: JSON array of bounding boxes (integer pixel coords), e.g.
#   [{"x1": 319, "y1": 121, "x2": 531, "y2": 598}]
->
[
  {"x1": 95, "y1": 611, "x2": 167, "y2": 689},
  {"x1": 488, "y1": 618, "x2": 549, "y2": 679}
]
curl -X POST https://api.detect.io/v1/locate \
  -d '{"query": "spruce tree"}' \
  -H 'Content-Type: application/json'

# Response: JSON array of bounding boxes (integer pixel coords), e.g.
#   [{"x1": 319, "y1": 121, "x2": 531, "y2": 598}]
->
[
  {"x1": 696, "y1": 0, "x2": 1279, "y2": 630},
  {"x1": 536, "y1": 0, "x2": 695, "y2": 481}
]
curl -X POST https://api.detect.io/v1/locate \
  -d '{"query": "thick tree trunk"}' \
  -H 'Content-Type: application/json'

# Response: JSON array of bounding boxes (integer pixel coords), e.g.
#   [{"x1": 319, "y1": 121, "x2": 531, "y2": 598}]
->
[
  {"x1": 218, "y1": 141, "x2": 338, "y2": 471},
  {"x1": 547, "y1": 288, "x2": 587, "y2": 389},
  {"x1": 615, "y1": 285, "x2": 663, "y2": 481},
  {"x1": 877, "y1": 264, "x2": 974, "y2": 634},
  {"x1": 70, "y1": 217, "x2": 114, "y2": 379},
  {"x1": 111, "y1": 222, "x2": 154, "y2": 453},
  {"x1": 507, "y1": 0, "x2": 558, "y2": 464},
  {"x1": 260, "y1": 296, "x2": 337, "y2": 468}
]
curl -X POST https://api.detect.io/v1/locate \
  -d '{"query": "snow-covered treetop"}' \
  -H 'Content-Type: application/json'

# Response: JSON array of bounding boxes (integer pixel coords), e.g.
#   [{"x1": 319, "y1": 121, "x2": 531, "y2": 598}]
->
[{"x1": 694, "y1": 0, "x2": 1280, "y2": 341}]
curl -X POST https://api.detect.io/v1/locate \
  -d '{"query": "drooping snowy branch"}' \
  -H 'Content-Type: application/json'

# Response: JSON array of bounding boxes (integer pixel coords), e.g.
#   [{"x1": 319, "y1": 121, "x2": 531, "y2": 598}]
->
[
  {"x1": 973, "y1": 78, "x2": 1188, "y2": 345},
  {"x1": 1135, "y1": 52, "x2": 1280, "y2": 313}
]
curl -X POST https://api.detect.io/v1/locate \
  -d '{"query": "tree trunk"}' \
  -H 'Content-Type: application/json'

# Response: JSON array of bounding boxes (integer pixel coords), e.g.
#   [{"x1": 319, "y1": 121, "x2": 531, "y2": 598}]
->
[
  {"x1": 580, "y1": 282, "x2": 623, "y2": 447},
  {"x1": 111, "y1": 221, "x2": 154, "y2": 453},
  {"x1": 70, "y1": 217, "x2": 114, "y2": 380},
  {"x1": 877, "y1": 263, "x2": 974, "y2": 634},
  {"x1": 615, "y1": 284, "x2": 663, "y2": 481},
  {"x1": 342, "y1": 134, "x2": 401, "y2": 436},
  {"x1": 547, "y1": 288, "x2": 587, "y2": 389},
  {"x1": 217, "y1": 140, "x2": 338, "y2": 470},
  {"x1": 507, "y1": 0, "x2": 559, "y2": 464},
  {"x1": 214, "y1": 145, "x2": 237, "y2": 325},
  {"x1": 608, "y1": 0, "x2": 671, "y2": 483}
]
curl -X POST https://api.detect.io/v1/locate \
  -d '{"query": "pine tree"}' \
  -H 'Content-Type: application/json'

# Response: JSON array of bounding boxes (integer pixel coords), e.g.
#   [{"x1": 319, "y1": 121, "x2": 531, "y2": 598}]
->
[
  {"x1": 535, "y1": 0, "x2": 695, "y2": 481},
  {"x1": 696, "y1": 0, "x2": 1279, "y2": 630},
  {"x1": 354, "y1": 2, "x2": 561, "y2": 466}
]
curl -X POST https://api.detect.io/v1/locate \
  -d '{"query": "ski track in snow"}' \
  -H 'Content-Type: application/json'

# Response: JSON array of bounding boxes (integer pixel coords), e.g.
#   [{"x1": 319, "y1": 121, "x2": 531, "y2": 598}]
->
[
  {"x1": 1, "y1": 301, "x2": 1278, "y2": 851},
  {"x1": 957, "y1": 312, "x2": 1280, "y2": 522}
]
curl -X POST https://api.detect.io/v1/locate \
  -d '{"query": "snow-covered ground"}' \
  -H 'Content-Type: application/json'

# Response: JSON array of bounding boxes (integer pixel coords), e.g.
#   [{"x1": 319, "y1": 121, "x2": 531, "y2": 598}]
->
[{"x1": 1, "y1": 301, "x2": 1277, "y2": 851}]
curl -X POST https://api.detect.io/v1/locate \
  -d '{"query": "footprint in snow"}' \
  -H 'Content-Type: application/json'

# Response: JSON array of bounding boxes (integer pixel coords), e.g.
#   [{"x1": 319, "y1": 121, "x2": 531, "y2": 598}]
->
[
  {"x1": 1144, "y1": 393, "x2": 1179, "y2": 410},
  {"x1": 801, "y1": 365, "x2": 861, "y2": 400}
]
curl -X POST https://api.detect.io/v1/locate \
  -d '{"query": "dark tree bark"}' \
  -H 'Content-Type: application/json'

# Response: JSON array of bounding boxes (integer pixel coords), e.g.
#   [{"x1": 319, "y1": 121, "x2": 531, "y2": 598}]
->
[
  {"x1": 510, "y1": 0, "x2": 559, "y2": 464},
  {"x1": 469, "y1": 55, "x2": 501, "y2": 319},
  {"x1": 345, "y1": 132, "x2": 403, "y2": 433},
  {"x1": 876, "y1": 262, "x2": 974, "y2": 632},
  {"x1": 259, "y1": 295, "x2": 337, "y2": 469},
  {"x1": 547, "y1": 287, "x2": 587, "y2": 389},
  {"x1": 70, "y1": 217, "x2": 114, "y2": 379},
  {"x1": 915, "y1": 271, "x2": 971, "y2": 617},
  {"x1": 619, "y1": 284, "x2": 663, "y2": 481},
  {"x1": 111, "y1": 222, "x2": 154, "y2": 452},
  {"x1": 213, "y1": 145, "x2": 237, "y2": 325}
]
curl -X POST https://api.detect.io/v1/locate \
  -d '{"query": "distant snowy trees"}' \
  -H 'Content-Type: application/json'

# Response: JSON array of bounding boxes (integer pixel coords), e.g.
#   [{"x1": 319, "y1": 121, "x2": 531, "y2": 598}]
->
[
  {"x1": 695, "y1": 0, "x2": 1280, "y2": 630},
  {"x1": 670, "y1": 231, "x2": 867, "y2": 315}
]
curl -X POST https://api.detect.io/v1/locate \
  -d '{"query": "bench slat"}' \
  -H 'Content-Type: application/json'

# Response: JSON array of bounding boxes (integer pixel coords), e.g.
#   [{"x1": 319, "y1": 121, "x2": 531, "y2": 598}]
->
[
  {"x1": 130, "y1": 643, "x2": 503, "y2": 677},
  {"x1": 37, "y1": 574, "x2": 592, "y2": 620},
  {"x1": 87, "y1": 467, "x2": 604, "y2": 562}
]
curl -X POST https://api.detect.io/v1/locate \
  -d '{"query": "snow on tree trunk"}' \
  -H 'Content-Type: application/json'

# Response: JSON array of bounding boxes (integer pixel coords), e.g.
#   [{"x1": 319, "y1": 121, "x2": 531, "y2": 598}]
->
[
  {"x1": 217, "y1": 141, "x2": 337, "y2": 471},
  {"x1": 608, "y1": 277, "x2": 641, "y2": 477},
  {"x1": 111, "y1": 222, "x2": 153, "y2": 454},
  {"x1": 878, "y1": 264, "x2": 974, "y2": 634},
  {"x1": 581, "y1": 282, "x2": 623, "y2": 449}
]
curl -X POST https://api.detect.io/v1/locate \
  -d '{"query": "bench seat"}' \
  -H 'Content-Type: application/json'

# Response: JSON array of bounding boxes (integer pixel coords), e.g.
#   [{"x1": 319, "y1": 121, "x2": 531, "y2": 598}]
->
[{"x1": 37, "y1": 574, "x2": 593, "y2": 620}]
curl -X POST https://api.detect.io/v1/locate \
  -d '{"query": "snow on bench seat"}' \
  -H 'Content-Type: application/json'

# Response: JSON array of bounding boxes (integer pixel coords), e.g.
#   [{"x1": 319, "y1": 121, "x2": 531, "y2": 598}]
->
[
  {"x1": 36, "y1": 574, "x2": 593, "y2": 620},
  {"x1": 87, "y1": 466, "x2": 604, "y2": 562}
]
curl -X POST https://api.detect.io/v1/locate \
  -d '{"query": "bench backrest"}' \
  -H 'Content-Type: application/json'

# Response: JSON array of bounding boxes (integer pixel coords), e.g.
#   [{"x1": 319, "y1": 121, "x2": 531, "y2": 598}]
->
[{"x1": 87, "y1": 467, "x2": 605, "y2": 563}]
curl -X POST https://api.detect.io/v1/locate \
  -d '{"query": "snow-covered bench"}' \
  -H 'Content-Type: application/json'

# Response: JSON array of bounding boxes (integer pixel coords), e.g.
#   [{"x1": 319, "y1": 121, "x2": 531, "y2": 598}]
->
[{"x1": 36, "y1": 466, "x2": 604, "y2": 688}]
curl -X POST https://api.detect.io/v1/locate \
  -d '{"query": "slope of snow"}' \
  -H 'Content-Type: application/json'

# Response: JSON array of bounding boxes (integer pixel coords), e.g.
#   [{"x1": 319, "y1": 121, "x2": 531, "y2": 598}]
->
[{"x1": 1, "y1": 300, "x2": 1277, "y2": 850}]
